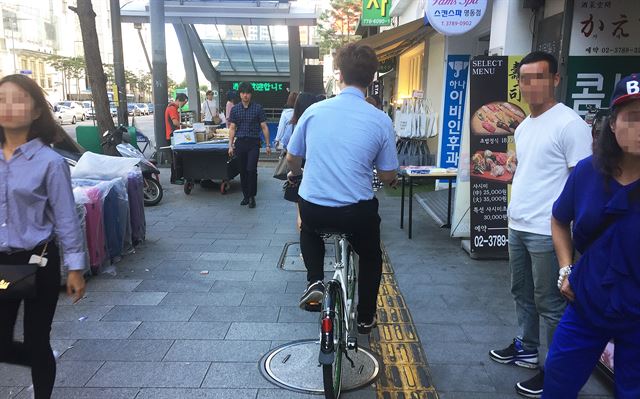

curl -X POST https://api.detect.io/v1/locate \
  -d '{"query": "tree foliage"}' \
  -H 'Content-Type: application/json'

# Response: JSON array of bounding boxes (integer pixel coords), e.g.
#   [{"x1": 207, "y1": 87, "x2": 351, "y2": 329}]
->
[
  {"x1": 46, "y1": 55, "x2": 86, "y2": 97},
  {"x1": 317, "y1": 0, "x2": 362, "y2": 56}
]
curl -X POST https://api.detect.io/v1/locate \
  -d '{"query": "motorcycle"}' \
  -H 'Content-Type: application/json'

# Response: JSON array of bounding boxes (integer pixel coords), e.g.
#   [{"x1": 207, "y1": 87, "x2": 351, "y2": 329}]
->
[{"x1": 102, "y1": 126, "x2": 163, "y2": 206}]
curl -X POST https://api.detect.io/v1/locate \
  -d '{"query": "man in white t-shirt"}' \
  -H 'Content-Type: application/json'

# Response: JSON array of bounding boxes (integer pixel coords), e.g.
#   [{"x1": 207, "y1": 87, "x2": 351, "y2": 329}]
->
[
  {"x1": 202, "y1": 90, "x2": 219, "y2": 125},
  {"x1": 488, "y1": 52, "x2": 592, "y2": 398}
]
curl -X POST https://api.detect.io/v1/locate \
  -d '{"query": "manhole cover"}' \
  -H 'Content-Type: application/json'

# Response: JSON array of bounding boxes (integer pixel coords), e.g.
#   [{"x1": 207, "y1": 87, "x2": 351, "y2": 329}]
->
[
  {"x1": 279, "y1": 242, "x2": 336, "y2": 271},
  {"x1": 259, "y1": 339, "x2": 380, "y2": 394}
]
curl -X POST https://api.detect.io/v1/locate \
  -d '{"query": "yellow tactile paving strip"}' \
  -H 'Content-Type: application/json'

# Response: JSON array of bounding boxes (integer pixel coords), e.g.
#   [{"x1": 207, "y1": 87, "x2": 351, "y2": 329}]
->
[{"x1": 368, "y1": 248, "x2": 439, "y2": 399}]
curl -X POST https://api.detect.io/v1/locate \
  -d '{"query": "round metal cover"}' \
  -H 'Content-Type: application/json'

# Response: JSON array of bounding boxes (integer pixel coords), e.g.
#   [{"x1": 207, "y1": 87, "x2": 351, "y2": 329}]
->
[{"x1": 259, "y1": 339, "x2": 380, "y2": 394}]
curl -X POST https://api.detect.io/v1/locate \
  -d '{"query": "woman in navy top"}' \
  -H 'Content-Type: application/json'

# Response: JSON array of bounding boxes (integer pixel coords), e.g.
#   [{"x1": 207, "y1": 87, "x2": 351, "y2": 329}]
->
[
  {"x1": 0, "y1": 74, "x2": 86, "y2": 399},
  {"x1": 543, "y1": 74, "x2": 640, "y2": 398}
]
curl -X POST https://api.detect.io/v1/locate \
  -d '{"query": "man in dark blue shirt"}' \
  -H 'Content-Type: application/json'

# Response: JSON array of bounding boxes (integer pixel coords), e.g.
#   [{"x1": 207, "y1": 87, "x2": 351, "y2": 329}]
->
[{"x1": 228, "y1": 82, "x2": 271, "y2": 208}]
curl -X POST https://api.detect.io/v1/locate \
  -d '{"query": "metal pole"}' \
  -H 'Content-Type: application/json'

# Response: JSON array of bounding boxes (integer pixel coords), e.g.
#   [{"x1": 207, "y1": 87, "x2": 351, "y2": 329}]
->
[
  {"x1": 150, "y1": 0, "x2": 169, "y2": 158},
  {"x1": 135, "y1": 23, "x2": 153, "y2": 74},
  {"x1": 11, "y1": 21, "x2": 16, "y2": 73},
  {"x1": 110, "y1": 0, "x2": 128, "y2": 126}
]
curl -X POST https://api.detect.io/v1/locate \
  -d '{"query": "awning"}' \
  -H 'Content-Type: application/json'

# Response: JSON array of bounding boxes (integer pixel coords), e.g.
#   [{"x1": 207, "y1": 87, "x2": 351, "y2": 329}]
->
[{"x1": 357, "y1": 18, "x2": 433, "y2": 61}]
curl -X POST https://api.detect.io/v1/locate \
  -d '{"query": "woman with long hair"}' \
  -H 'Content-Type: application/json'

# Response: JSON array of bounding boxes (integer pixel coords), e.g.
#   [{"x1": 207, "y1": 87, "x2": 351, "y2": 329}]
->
[
  {"x1": 543, "y1": 74, "x2": 640, "y2": 398},
  {"x1": 0, "y1": 74, "x2": 86, "y2": 399},
  {"x1": 274, "y1": 91, "x2": 298, "y2": 149}
]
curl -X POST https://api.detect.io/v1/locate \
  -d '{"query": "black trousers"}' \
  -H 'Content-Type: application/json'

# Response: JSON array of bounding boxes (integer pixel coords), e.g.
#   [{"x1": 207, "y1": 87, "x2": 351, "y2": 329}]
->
[
  {"x1": 235, "y1": 137, "x2": 260, "y2": 199},
  {"x1": 170, "y1": 150, "x2": 183, "y2": 183},
  {"x1": 299, "y1": 198, "x2": 383, "y2": 322},
  {"x1": 0, "y1": 242, "x2": 61, "y2": 399}
]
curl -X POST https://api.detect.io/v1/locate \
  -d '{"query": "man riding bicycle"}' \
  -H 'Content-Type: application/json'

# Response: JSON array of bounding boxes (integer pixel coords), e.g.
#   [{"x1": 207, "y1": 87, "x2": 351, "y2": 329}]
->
[{"x1": 286, "y1": 43, "x2": 399, "y2": 334}]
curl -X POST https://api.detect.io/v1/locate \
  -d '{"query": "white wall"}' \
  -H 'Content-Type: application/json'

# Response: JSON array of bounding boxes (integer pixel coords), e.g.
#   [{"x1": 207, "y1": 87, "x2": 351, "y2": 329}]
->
[
  {"x1": 488, "y1": 0, "x2": 534, "y2": 55},
  {"x1": 544, "y1": 0, "x2": 565, "y2": 18}
]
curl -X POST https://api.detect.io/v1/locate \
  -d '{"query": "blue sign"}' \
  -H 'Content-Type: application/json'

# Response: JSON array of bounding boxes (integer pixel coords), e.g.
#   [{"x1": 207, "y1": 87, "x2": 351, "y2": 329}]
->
[
  {"x1": 19, "y1": 70, "x2": 32, "y2": 75},
  {"x1": 439, "y1": 54, "x2": 469, "y2": 169}
]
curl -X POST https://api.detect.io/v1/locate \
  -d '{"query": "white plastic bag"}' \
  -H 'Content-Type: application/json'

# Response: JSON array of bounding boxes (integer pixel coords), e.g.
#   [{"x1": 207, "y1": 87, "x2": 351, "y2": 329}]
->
[{"x1": 71, "y1": 152, "x2": 139, "y2": 180}]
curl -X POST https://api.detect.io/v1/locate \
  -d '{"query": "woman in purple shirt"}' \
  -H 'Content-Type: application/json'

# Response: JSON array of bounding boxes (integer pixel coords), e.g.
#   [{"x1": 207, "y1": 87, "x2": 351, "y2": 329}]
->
[{"x1": 0, "y1": 74, "x2": 86, "y2": 399}]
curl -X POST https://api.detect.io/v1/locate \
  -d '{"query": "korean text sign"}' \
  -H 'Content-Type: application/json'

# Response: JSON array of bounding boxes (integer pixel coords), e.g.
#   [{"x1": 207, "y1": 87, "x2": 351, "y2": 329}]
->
[
  {"x1": 440, "y1": 54, "x2": 469, "y2": 169},
  {"x1": 362, "y1": 0, "x2": 391, "y2": 27},
  {"x1": 425, "y1": 0, "x2": 488, "y2": 36}
]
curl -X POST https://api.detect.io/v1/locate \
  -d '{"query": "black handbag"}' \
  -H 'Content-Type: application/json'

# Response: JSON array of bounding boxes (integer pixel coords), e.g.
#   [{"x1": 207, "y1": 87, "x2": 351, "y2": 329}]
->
[
  {"x1": 0, "y1": 243, "x2": 47, "y2": 301},
  {"x1": 273, "y1": 151, "x2": 289, "y2": 180},
  {"x1": 226, "y1": 156, "x2": 240, "y2": 179},
  {"x1": 284, "y1": 174, "x2": 302, "y2": 202}
]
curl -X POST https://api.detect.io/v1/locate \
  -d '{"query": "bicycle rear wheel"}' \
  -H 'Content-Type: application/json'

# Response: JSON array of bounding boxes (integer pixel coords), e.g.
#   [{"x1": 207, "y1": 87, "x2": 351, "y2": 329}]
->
[{"x1": 321, "y1": 283, "x2": 344, "y2": 399}]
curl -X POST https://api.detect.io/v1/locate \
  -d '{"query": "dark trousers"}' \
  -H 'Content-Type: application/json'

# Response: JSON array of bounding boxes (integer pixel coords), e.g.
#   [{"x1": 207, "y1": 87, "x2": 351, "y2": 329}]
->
[
  {"x1": 0, "y1": 242, "x2": 61, "y2": 399},
  {"x1": 299, "y1": 198, "x2": 383, "y2": 321},
  {"x1": 235, "y1": 137, "x2": 260, "y2": 199},
  {"x1": 170, "y1": 150, "x2": 183, "y2": 183}
]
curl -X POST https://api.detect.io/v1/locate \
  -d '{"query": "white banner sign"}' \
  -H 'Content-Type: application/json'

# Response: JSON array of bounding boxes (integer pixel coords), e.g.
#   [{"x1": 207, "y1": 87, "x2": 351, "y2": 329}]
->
[
  {"x1": 569, "y1": 1, "x2": 640, "y2": 56},
  {"x1": 425, "y1": 0, "x2": 488, "y2": 36}
]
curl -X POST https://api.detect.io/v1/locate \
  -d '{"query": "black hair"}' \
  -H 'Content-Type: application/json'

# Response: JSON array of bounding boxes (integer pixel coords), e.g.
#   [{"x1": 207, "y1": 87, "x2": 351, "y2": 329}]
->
[
  {"x1": 226, "y1": 90, "x2": 239, "y2": 105},
  {"x1": 176, "y1": 93, "x2": 188, "y2": 102},
  {"x1": 315, "y1": 94, "x2": 327, "y2": 102},
  {"x1": 0, "y1": 74, "x2": 63, "y2": 145},
  {"x1": 284, "y1": 92, "x2": 298, "y2": 108},
  {"x1": 205, "y1": 90, "x2": 213, "y2": 96},
  {"x1": 238, "y1": 82, "x2": 254, "y2": 94},
  {"x1": 290, "y1": 92, "x2": 318, "y2": 125},
  {"x1": 593, "y1": 103, "x2": 632, "y2": 179},
  {"x1": 335, "y1": 43, "x2": 379, "y2": 88},
  {"x1": 518, "y1": 51, "x2": 558, "y2": 75}
]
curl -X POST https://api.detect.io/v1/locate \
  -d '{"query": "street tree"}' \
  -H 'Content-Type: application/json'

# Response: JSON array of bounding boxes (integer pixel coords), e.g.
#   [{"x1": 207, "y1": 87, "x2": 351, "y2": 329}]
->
[
  {"x1": 317, "y1": 0, "x2": 361, "y2": 56},
  {"x1": 69, "y1": 0, "x2": 114, "y2": 135}
]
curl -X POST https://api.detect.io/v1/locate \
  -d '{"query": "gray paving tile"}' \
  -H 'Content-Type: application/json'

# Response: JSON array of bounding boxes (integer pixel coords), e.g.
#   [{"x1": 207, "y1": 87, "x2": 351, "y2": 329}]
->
[
  {"x1": 225, "y1": 322, "x2": 317, "y2": 341},
  {"x1": 86, "y1": 361, "x2": 209, "y2": 388},
  {"x1": 101, "y1": 305, "x2": 197, "y2": 322},
  {"x1": 0, "y1": 387, "x2": 23, "y2": 398},
  {"x1": 164, "y1": 340, "x2": 271, "y2": 362},
  {"x1": 53, "y1": 305, "x2": 114, "y2": 322},
  {"x1": 159, "y1": 292, "x2": 244, "y2": 306},
  {"x1": 51, "y1": 321, "x2": 140, "y2": 339},
  {"x1": 47, "y1": 388, "x2": 139, "y2": 399},
  {"x1": 53, "y1": 361, "x2": 106, "y2": 387},
  {"x1": 84, "y1": 279, "x2": 142, "y2": 292},
  {"x1": 134, "y1": 279, "x2": 214, "y2": 292},
  {"x1": 210, "y1": 280, "x2": 287, "y2": 293},
  {"x1": 135, "y1": 388, "x2": 258, "y2": 399},
  {"x1": 60, "y1": 292, "x2": 167, "y2": 306},
  {"x1": 277, "y1": 307, "x2": 320, "y2": 323},
  {"x1": 129, "y1": 321, "x2": 230, "y2": 339},
  {"x1": 183, "y1": 270, "x2": 256, "y2": 281},
  {"x1": 459, "y1": 324, "x2": 519, "y2": 345},
  {"x1": 414, "y1": 323, "x2": 469, "y2": 343},
  {"x1": 253, "y1": 270, "x2": 309, "y2": 282},
  {"x1": 190, "y1": 306, "x2": 279, "y2": 322},
  {"x1": 429, "y1": 363, "x2": 496, "y2": 393},
  {"x1": 423, "y1": 341, "x2": 494, "y2": 364},
  {"x1": 61, "y1": 339, "x2": 173, "y2": 361},
  {"x1": 201, "y1": 362, "x2": 274, "y2": 388},
  {"x1": 200, "y1": 252, "x2": 263, "y2": 262},
  {"x1": 241, "y1": 293, "x2": 301, "y2": 307},
  {"x1": 0, "y1": 364, "x2": 30, "y2": 386},
  {"x1": 214, "y1": 239, "x2": 271, "y2": 247},
  {"x1": 223, "y1": 261, "x2": 268, "y2": 271}
]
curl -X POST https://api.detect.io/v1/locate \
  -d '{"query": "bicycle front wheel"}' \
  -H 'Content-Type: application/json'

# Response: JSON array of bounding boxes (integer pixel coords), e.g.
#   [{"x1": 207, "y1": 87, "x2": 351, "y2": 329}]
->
[{"x1": 322, "y1": 283, "x2": 344, "y2": 399}]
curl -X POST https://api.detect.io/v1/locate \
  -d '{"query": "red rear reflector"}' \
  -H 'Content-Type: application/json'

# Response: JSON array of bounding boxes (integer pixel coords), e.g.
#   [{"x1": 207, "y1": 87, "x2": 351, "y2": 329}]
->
[{"x1": 322, "y1": 317, "x2": 333, "y2": 333}]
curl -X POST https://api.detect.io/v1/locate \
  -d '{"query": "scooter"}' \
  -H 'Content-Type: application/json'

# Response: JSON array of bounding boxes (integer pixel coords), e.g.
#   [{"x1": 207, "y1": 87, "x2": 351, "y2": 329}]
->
[{"x1": 102, "y1": 126, "x2": 163, "y2": 206}]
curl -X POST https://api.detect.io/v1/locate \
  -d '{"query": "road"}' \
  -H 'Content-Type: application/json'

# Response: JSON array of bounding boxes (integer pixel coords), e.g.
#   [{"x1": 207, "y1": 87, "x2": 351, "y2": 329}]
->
[{"x1": 61, "y1": 114, "x2": 158, "y2": 156}]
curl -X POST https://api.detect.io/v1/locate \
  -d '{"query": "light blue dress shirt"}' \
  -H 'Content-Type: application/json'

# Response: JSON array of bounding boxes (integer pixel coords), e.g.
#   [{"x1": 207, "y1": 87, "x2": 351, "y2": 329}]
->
[
  {"x1": 287, "y1": 86, "x2": 398, "y2": 207},
  {"x1": 0, "y1": 139, "x2": 86, "y2": 270},
  {"x1": 275, "y1": 108, "x2": 294, "y2": 146}
]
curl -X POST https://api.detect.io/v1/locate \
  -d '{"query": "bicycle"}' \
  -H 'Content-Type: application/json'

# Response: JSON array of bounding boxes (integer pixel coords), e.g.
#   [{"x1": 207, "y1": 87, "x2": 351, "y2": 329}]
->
[{"x1": 317, "y1": 231, "x2": 360, "y2": 399}]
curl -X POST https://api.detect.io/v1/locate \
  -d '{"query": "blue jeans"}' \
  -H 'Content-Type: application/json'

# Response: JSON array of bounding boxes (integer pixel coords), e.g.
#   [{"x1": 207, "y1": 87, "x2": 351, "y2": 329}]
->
[
  {"x1": 508, "y1": 228, "x2": 566, "y2": 359},
  {"x1": 543, "y1": 304, "x2": 640, "y2": 398}
]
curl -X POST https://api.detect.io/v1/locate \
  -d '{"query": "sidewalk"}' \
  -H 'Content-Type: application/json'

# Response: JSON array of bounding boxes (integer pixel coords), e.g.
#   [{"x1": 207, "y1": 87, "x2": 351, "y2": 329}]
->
[{"x1": 0, "y1": 168, "x2": 613, "y2": 398}]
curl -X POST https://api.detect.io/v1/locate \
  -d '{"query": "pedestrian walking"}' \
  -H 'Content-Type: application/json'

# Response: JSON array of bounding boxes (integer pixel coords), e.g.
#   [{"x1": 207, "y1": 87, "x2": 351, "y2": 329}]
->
[
  {"x1": 165, "y1": 93, "x2": 188, "y2": 184},
  {"x1": 202, "y1": 90, "x2": 220, "y2": 126},
  {"x1": 227, "y1": 82, "x2": 271, "y2": 208},
  {"x1": 287, "y1": 43, "x2": 399, "y2": 334},
  {"x1": 224, "y1": 89, "x2": 239, "y2": 124},
  {"x1": 0, "y1": 74, "x2": 86, "y2": 399},
  {"x1": 274, "y1": 91, "x2": 297, "y2": 150},
  {"x1": 488, "y1": 51, "x2": 592, "y2": 398},
  {"x1": 542, "y1": 73, "x2": 640, "y2": 399}
]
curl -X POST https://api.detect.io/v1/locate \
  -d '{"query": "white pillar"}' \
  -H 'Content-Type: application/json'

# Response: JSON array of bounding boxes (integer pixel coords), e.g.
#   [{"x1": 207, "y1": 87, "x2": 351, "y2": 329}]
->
[{"x1": 489, "y1": 0, "x2": 534, "y2": 56}]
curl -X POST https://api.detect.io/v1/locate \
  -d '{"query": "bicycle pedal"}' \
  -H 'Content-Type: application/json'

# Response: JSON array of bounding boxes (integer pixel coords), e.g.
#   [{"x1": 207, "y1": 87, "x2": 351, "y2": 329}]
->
[
  {"x1": 347, "y1": 337, "x2": 358, "y2": 351},
  {"x1": 303, "y1": 302, "x2": 321, "y2": 312}
]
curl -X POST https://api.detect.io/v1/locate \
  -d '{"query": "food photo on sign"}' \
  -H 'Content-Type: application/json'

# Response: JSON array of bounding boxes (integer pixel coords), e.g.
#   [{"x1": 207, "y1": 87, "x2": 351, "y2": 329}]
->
[
  {"x1": 471, "y1": 149, "x2": 516, "y2": 183},
  {"x1": 471, "y1": 102, "x2": 526, "y2": 134}
]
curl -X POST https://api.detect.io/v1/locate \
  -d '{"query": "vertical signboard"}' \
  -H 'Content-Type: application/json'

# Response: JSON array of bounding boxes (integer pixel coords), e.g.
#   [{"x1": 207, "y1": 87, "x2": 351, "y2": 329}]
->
[
  {"x1": 440, "y1": 55, "x2": 470, "y2": 169},
  {"x1": 362, "y1": 0, "x2": 391, "y2": 27},
  {"x1": 469, "y1": 56, "x2": 528, "y2": 257},
  {"x1": 566, "y1": 1, "x2": 640, "y2": 116}
]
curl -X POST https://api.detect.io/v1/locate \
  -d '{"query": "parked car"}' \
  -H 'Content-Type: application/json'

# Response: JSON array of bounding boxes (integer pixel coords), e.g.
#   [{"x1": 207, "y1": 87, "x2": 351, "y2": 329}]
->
[
  {"x1": 127, "y1": 103, "x2": 141, "y2": 116},
  {"x1": 56, "y1": 101, "x2": 86, "y2": 121},
  {"x1": 110, "y1": 106, "x2": 118, "y2": 117},
  {"x1": 147, "y1": 103, "x2": 154, "y2": 114},
  {"x1": 54, "y1": 105, "x2": 77, "y2": 125},
  {"x1": 82, "y1": 101, "x2": 95, "y2": 119},
  {"x1": 137, "y1": 103, "x2": 150, "y2": 115}
]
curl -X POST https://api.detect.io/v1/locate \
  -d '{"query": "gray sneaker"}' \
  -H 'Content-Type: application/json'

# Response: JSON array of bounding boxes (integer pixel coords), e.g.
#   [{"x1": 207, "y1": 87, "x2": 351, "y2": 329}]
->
[{"x1": 299, "y1": 280, "x2": 324, "y2": 309}]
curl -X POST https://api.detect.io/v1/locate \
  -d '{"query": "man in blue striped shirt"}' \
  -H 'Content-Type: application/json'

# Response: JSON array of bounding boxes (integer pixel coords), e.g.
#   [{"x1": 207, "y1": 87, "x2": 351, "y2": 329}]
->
[{"x1": 228, "y1": 82, "x2": 271, "y2": 208}]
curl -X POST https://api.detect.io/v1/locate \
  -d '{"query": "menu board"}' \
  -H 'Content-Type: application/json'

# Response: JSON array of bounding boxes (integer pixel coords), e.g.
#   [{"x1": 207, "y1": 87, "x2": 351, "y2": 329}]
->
[{"x1": 469, "y1": 56, "x2": 528, "y2": 257}]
